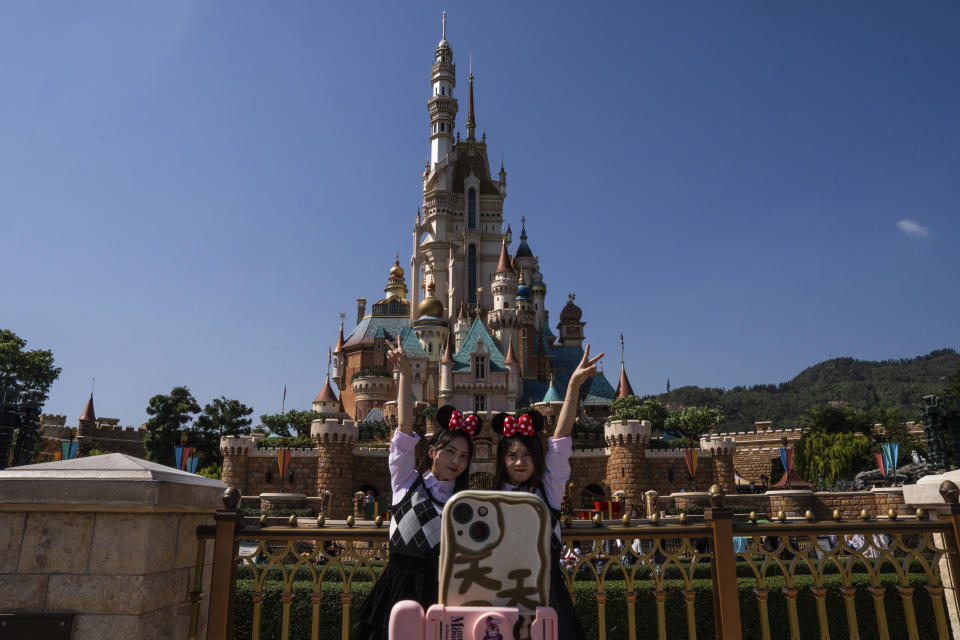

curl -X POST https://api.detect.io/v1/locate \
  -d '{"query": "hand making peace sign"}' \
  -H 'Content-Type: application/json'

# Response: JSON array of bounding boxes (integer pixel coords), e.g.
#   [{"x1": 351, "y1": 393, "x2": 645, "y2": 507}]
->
[
  {"x1": 384, "y1": 338, "x2": 411, "y2": 376},
  {"x1": 569, "y1": 344, "x2": 604, "y2": 387}
]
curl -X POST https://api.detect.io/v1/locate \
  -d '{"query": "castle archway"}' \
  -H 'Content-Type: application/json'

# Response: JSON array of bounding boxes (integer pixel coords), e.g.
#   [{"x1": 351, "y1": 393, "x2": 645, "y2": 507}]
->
[{"x1": 580, "y1": 483, "x2": 606, "y2": 508}]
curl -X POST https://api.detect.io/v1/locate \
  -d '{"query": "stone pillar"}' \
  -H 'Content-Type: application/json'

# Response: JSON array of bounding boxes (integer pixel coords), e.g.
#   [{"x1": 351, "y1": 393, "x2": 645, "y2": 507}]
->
[
  {"x1": 604, "y1": 419, "x2": 652, "y2": 506},
  {"x1": 220, "y1": 435, "x2": 253, "y2": 494},
  {"x1": 312, "y1": 418, "x2": 359, "y2": 517},
  {"x1": 0, "y1": 453, "x2": 224, "y2": 639},
  {"x1": 700, "y1": 434, "x2": 737, "y2": 493}
]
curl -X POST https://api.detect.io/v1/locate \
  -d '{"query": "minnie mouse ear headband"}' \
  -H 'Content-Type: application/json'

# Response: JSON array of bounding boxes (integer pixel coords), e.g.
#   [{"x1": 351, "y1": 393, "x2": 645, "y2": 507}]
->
[
  {"x1": 436, "y1": 405, "x2": 481, "y2": 438},
  {"x1": 492, "y1": 410, "x2": 545, "y2": 438}
]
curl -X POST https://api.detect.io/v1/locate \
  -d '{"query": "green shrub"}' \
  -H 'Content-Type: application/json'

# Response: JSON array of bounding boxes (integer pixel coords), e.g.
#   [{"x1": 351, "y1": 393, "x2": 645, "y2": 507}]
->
[{"x1": 234, "y1": 571, "x2": 941, "y2": 640}]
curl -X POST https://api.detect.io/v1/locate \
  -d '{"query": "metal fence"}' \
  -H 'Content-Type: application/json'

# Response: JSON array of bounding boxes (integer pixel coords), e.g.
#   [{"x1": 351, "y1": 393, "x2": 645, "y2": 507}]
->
[{"x1": 191, "y1": 482, "x2": 960, "y2": 640}]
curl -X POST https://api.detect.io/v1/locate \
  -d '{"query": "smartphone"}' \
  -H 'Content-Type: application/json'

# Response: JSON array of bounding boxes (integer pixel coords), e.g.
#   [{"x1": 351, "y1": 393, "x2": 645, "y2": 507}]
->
[{"x1": 438, "y1": 490, "x2": 552, "y2": 609}]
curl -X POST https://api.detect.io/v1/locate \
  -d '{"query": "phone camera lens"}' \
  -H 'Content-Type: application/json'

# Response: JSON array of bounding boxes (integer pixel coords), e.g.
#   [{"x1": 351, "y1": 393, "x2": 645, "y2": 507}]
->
[
  {"x1": 469, "y1": 521, "x2": 490, "y2": 543},
  {"x1": 452, "y1": 502, "x2": 473, "y2": 524}
]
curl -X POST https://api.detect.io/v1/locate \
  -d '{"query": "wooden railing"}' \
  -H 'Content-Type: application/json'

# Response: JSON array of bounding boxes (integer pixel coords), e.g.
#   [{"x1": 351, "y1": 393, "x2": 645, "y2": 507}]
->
[{"x1": 191, "y1": 483, "x2": 960, "y2": 639}]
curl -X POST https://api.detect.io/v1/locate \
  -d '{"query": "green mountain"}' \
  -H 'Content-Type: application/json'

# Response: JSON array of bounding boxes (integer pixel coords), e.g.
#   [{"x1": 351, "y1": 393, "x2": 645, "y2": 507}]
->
[{"x1": 645, "y1": 349, "x2": 960, "y2": 432}]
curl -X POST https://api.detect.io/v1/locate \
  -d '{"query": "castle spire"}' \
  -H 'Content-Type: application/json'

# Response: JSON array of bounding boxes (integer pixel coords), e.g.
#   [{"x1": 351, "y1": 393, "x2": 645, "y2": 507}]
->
[
  {"x1": 466, "y1": 58, "x2": 476, "y2": 140},
  {"x1": 80, "y1": 393, "x2": 96, "y2": 424},
  {"x1": 616, "y1": 364, "x2": 635, "y2": 398},
  {"x1": 496, "y1": 237, "x2": 512, "y2": 273}
]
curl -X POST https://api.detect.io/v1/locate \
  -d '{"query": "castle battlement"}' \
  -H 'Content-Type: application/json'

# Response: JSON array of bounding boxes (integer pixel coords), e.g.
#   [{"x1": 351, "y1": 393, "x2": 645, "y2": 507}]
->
[
  {"x1": 646, "y1": 447, "x2": 716, "y2": 459},
  {"x1": 353, "y1": 447, "x2": 390, "y2": 457},
  {"x1": 604, "y1": 419, "x2": 651, "y2": 445},
  {"x1": 570, "y1": 447, "x2": 609, "y2": 459},
  {"x1": 311, "y1": 418, "x2": 359, "y2": 443},
  {"x1": 700, "y1": 434, "x2": 737, "y2": 454}
]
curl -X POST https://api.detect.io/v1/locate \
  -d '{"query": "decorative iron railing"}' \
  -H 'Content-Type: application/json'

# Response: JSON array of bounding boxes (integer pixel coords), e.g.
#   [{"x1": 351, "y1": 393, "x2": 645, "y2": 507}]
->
[{"x1": 191, "y1": 483, "x2": 960, "y2": 640}]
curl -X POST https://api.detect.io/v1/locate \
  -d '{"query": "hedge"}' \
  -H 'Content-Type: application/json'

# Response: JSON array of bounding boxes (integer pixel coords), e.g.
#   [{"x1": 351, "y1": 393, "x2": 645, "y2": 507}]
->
[{"x1": 234, "y1": 572, "x2": 942, "y2": 640}]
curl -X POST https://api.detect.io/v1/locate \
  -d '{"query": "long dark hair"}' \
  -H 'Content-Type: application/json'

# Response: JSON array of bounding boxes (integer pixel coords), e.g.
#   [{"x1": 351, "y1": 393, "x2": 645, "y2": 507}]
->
[
  {"x1": 491, "y1": 410, "x2": 546, "y2": 493},
  {"x1": 415, "y1": 405, "x2": 479, "y2": 493}
]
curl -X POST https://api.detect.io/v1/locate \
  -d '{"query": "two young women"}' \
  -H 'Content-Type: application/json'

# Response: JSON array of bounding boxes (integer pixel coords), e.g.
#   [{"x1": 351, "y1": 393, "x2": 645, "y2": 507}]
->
[{"x1": 355, "y1": 339, "x2": 601, "y2": 640}]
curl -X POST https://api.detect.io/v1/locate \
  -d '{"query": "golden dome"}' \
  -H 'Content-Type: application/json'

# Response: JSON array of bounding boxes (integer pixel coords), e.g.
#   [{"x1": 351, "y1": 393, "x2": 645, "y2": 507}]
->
[
  {"x1": 417, "y1": 281, "x2": 443, "y2": 318},
  {"x1": 417, "y1": 296, "x2": 444, "y2": 318},
  {"x1": 389, "y1": 255, "x2": 404, "y2": 278}
]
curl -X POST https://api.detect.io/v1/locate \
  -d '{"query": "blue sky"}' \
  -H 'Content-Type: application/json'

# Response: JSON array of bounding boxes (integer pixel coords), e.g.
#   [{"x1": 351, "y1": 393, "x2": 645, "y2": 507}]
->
[{"x1": 2, "y1": 1, "x2": 958, "y2": 427}]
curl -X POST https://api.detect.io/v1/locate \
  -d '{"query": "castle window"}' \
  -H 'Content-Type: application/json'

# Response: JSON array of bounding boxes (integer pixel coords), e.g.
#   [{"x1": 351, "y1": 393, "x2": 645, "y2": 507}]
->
[
  {"x1": 468, "y1": 244, "x2": 477, "y2": 305},
  {"x1": 475, "y1": 356, "x2": 486, "y2": 380},
  {"x1": 468, "y1": 189, "x2": 476, "y2": 229},
  {"x1": 474, "y1": 395, "x2": 486, "y2": 412}
]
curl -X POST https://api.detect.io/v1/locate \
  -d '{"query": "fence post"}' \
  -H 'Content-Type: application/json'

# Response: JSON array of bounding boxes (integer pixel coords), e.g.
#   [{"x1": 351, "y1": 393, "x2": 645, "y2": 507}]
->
[
  {"x1": 939, "y1": 480, "x2": 960, "y2": 624},
  {"x1": 206, "y1": 486, "x2": 242, "y2": 640},
  {"x1": 705, "y1": 483, "x2": 742, "y2": 640}
]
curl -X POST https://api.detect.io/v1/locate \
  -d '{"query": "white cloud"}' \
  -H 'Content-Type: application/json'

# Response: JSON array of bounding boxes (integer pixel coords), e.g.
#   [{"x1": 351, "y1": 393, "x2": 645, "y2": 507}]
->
[{"x1": 897, "y1": 219, "x2": 929, "y2": 238}]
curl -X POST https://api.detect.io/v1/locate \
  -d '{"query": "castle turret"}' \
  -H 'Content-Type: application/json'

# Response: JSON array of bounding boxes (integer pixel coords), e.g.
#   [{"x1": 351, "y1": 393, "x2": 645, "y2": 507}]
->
[
  {"x1": 220, "y1": 435, "x2": 254, "y2": 495},
  {"x1": 312, "y1": 418, "x2": 359, "y2": 517},
  {"x1": 313, "y1": 375, "x2": 339, "y2": 417},
  {"x1": 605, "y1": 419, "x2": 652, "y2": 507},
  {"x1": 428, "y1": 11, "x2": 458, "y2": 168},
  {"x1": 556, "y1": 294, "x2": 585, "y2": 349},
  {"x1": 700, "y1": 434, "x2": 737, "y2": 493},
  {"x1": 331, "y1": 318, "x2": 345, "y2": 385}
]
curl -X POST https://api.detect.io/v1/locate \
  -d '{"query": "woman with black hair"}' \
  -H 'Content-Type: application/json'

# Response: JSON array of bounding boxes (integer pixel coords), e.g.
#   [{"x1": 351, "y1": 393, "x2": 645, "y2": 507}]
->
[
  {"x1": 354, "y1": 338, "x2": 478, "y2": 640},
  {"x1": 491, "y1": 345, "x2": 602, "y2": 640}
]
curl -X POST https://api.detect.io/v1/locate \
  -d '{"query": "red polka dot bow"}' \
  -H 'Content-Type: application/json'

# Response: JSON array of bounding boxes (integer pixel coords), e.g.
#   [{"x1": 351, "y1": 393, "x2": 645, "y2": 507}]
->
[
  {"x1": 503, "y1": 413, "x2": 534, "y2": 438},
  {"x1": 447, "y1": 410, "x2": 478, "y2": 437}
]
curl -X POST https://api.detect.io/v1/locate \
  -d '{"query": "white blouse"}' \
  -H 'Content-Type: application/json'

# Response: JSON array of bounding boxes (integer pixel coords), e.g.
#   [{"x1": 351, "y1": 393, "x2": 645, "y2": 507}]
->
[
  {"x1": 389, "y1": 429, "x2": 455, "y2": 504},
  {"x1": 501, "y1": 436, "x2": 572, "y2": 509}
]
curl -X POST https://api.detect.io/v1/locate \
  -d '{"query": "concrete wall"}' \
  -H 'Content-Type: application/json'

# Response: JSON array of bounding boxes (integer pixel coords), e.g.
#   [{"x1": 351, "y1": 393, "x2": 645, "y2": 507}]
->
[{"x1": 0, "y1": 453, "x2": 224, "y2": 640}]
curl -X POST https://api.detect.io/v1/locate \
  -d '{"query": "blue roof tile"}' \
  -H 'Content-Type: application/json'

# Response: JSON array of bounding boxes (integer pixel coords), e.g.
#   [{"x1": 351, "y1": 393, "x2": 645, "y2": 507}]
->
[{"x1": 453, "y1": 319, "x2": 505, "y2": 372}]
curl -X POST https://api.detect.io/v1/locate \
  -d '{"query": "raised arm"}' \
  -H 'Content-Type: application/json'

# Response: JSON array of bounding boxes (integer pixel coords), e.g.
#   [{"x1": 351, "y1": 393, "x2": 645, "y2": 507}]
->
[
  {"x1": 386, "y1": 338, "x2": 414, "y2": 435},
  {"x1": 553, "y1": 344, "x2": 604, "y2": 439}
]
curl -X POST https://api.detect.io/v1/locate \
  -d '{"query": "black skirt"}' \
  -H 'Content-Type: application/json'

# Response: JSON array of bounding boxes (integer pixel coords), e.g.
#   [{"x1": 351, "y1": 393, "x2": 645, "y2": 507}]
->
[
  {"x1": 353, "y1": 552, "x2": 439, "y2": 640},
  {"x1": 550, "y1": 544, "x2": 587, "y2": 640}
]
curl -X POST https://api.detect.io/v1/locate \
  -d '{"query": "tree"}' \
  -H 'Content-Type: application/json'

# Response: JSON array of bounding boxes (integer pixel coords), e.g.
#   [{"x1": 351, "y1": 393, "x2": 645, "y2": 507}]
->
[
  {"x1": 193, "y1": 397, "x2": 253, "y2": 465},
  {"x1": 795, "y1": 430, "x2": 873, "y2": 487},
  {"x1": 941, "y1": 369, "x2": 960, "y2": 408},
  {"x1": 143, "y1": 387, "x2": 200, "y2": 466},
  {"x1": 800, "y1": 405, "x2": 873, "y2": 435},
  {"x1": 0, "y1": 330, "x2": 61, "y2": 401},
  {"x1": 259, "y1": 410, "x2": 315, "y2": 439},
  {"x1": 663, "y1": 406, "x2": 725, "y2": 442},
  {"x1": 610, "y1": 396, "x2": 668, "y2": 431}
]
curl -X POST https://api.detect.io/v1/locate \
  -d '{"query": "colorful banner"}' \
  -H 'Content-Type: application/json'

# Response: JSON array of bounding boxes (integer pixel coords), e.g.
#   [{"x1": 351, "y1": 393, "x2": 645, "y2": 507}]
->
[
  {"x1": 59, "y1": 441, "x2": 79, "y2": 461},
  {"x1": 175, "y1": 446, "x2": 183, "y2": 470},
  {"x1": 277, "y1": 449, "x2": 292, "y2": 475},
  {"x1": 684, "y1": 449, "x2": 699, "y2": 479},
  {"x1": 779, "y1": 447, "x2": 793, "y2": 474},
  {"x1": 876, "y1": 452, "x2": 888, "y2": 477},
  {"x1": 187, "y1": 455, "x2": 199, "y2": 474},
  {"x1": 882, "y1": 443, "x2": 898, "y2": 476}
]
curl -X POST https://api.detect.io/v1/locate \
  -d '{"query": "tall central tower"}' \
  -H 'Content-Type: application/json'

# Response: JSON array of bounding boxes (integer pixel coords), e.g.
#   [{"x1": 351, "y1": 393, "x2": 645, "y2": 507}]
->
[
  {"x1": 428, "y1": 12, "x2": 458, "y2": 168},
  {"x1": 412, "y1": 13, "x2": 509, "y2": 326}
]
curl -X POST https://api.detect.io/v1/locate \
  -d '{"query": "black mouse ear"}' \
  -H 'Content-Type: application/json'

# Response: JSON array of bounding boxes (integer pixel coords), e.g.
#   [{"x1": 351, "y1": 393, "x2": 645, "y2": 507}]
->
[
  {"x1": 436, "y1": 405, "x2": 456, "y2": 430},
  {"x1": 521, "y1": 409, "x2": 545, "y2": 433},
  {"x1": 491, "y1": 413, "x2": 509, "y2": 435}
]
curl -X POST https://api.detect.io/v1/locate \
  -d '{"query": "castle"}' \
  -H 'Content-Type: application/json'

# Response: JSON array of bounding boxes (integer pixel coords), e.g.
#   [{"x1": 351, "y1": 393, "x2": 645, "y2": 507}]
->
[
  {"x1": 215, "y1": 15, "x2": 830, "y2": 516},
  {"x1": 328, "y1": 13, "x2": 619, "y2": 424}
]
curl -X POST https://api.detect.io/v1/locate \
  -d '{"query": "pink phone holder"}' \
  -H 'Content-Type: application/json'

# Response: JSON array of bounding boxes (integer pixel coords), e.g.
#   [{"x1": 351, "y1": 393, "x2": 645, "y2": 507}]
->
[{"x1": 388, "y1": 600, "x2": 557, "y2": 640}]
